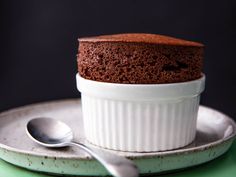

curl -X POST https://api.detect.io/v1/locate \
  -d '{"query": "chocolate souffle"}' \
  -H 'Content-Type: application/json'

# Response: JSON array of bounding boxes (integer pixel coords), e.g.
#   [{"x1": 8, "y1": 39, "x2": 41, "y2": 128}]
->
[{"x1": 77, "y1": 33, "x2": 203, "y2": 84}]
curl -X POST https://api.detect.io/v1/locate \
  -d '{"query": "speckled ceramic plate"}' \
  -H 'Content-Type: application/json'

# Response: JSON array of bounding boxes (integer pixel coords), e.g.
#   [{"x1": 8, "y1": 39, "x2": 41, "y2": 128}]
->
[{"x1": 0, "y1": 99, "x2": 235, "y2": 176}]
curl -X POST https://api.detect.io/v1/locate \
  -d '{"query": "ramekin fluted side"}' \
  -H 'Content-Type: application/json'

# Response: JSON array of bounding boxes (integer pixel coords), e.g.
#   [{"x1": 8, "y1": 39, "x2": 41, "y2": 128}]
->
[{"x1": 77, "y1": 74, "x2": 205, "y2": 152}]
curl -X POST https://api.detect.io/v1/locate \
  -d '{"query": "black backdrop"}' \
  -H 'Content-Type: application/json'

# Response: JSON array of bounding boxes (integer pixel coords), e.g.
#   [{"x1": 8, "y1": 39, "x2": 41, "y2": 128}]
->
[{"x1": 0, "y1": 0, "x2": 236, "y2": 119}]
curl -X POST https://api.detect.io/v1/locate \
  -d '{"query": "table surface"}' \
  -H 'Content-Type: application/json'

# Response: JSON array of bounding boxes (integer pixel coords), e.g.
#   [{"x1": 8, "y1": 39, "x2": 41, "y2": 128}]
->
[{"x1": 0, "y1": 140, "x2": 236, "y2": 177}]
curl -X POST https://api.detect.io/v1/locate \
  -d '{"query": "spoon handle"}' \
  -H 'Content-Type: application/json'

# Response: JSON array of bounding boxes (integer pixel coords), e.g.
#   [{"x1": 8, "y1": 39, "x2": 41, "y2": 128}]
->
[{"x1": 69, "y1": 141, "x2": 139, "y2": 177}]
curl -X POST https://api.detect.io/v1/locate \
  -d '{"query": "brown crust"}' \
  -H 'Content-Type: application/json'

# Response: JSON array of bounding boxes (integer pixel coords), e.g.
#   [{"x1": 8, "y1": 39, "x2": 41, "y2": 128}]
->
[
  {"x1": 77, "y1": 33, "x2": 204, "y2": 84},
  {"x1": 79, "y1": 33, "x2": 203, "y2": 47}
]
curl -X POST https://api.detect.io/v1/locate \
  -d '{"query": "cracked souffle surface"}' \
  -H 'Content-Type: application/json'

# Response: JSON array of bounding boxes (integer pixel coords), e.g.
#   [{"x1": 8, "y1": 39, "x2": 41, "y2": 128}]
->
[{"x1": 77, "y1": 33, "x2": 204, "y2": 84}]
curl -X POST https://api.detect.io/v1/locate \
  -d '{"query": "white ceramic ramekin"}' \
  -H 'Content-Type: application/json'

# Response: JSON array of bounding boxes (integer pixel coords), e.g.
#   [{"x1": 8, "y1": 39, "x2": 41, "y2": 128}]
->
[{"x1": 76, "y1": 74, "x2": 205, "y2": 152}]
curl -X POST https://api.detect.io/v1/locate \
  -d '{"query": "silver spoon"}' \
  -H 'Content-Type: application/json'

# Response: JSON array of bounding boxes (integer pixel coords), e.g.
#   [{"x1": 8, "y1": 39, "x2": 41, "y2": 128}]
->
[{"x1": 26, "y1": 117, "x2": 139, "y2": 177}]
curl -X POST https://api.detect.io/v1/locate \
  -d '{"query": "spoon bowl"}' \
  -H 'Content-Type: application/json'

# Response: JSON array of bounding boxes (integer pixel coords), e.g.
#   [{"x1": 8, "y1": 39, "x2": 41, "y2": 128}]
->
[{"x1": 26, "y1": 118, "x2": 73, "y2": 147}]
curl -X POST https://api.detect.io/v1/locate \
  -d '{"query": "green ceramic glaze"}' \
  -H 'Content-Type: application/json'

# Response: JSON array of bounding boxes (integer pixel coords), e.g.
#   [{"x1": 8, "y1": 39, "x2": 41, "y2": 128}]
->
[
  {"x1": 0, "y1": 139, "x2": 233, "y2": 176},
  {"x1": 0, "y1": 158, "x2": 51, "y2": 177},
  {"x1": 162, "y1": 140, "x2": 236, "y2": 177},
  {"x1": 0, "y1": 140, "x2": 236, "y2": 177}
]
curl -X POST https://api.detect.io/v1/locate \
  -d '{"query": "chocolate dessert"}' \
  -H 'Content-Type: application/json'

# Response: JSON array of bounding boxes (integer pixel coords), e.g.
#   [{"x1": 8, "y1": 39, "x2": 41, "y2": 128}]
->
[{"x1": 77, "y1": 33, "x2": 203, "y2": 84}]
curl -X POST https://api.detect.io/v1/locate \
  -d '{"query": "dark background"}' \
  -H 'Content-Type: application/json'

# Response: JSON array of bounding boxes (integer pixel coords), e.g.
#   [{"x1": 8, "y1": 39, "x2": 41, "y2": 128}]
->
[{"x1": 0, "y1": 0, "x2": 236, "y2": 119}]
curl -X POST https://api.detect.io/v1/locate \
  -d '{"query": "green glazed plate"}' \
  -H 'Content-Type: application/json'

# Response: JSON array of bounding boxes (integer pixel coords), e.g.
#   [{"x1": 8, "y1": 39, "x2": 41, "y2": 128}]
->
[{"x1": 0, "y1": 99, "x2": 235, "y2": 176}]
